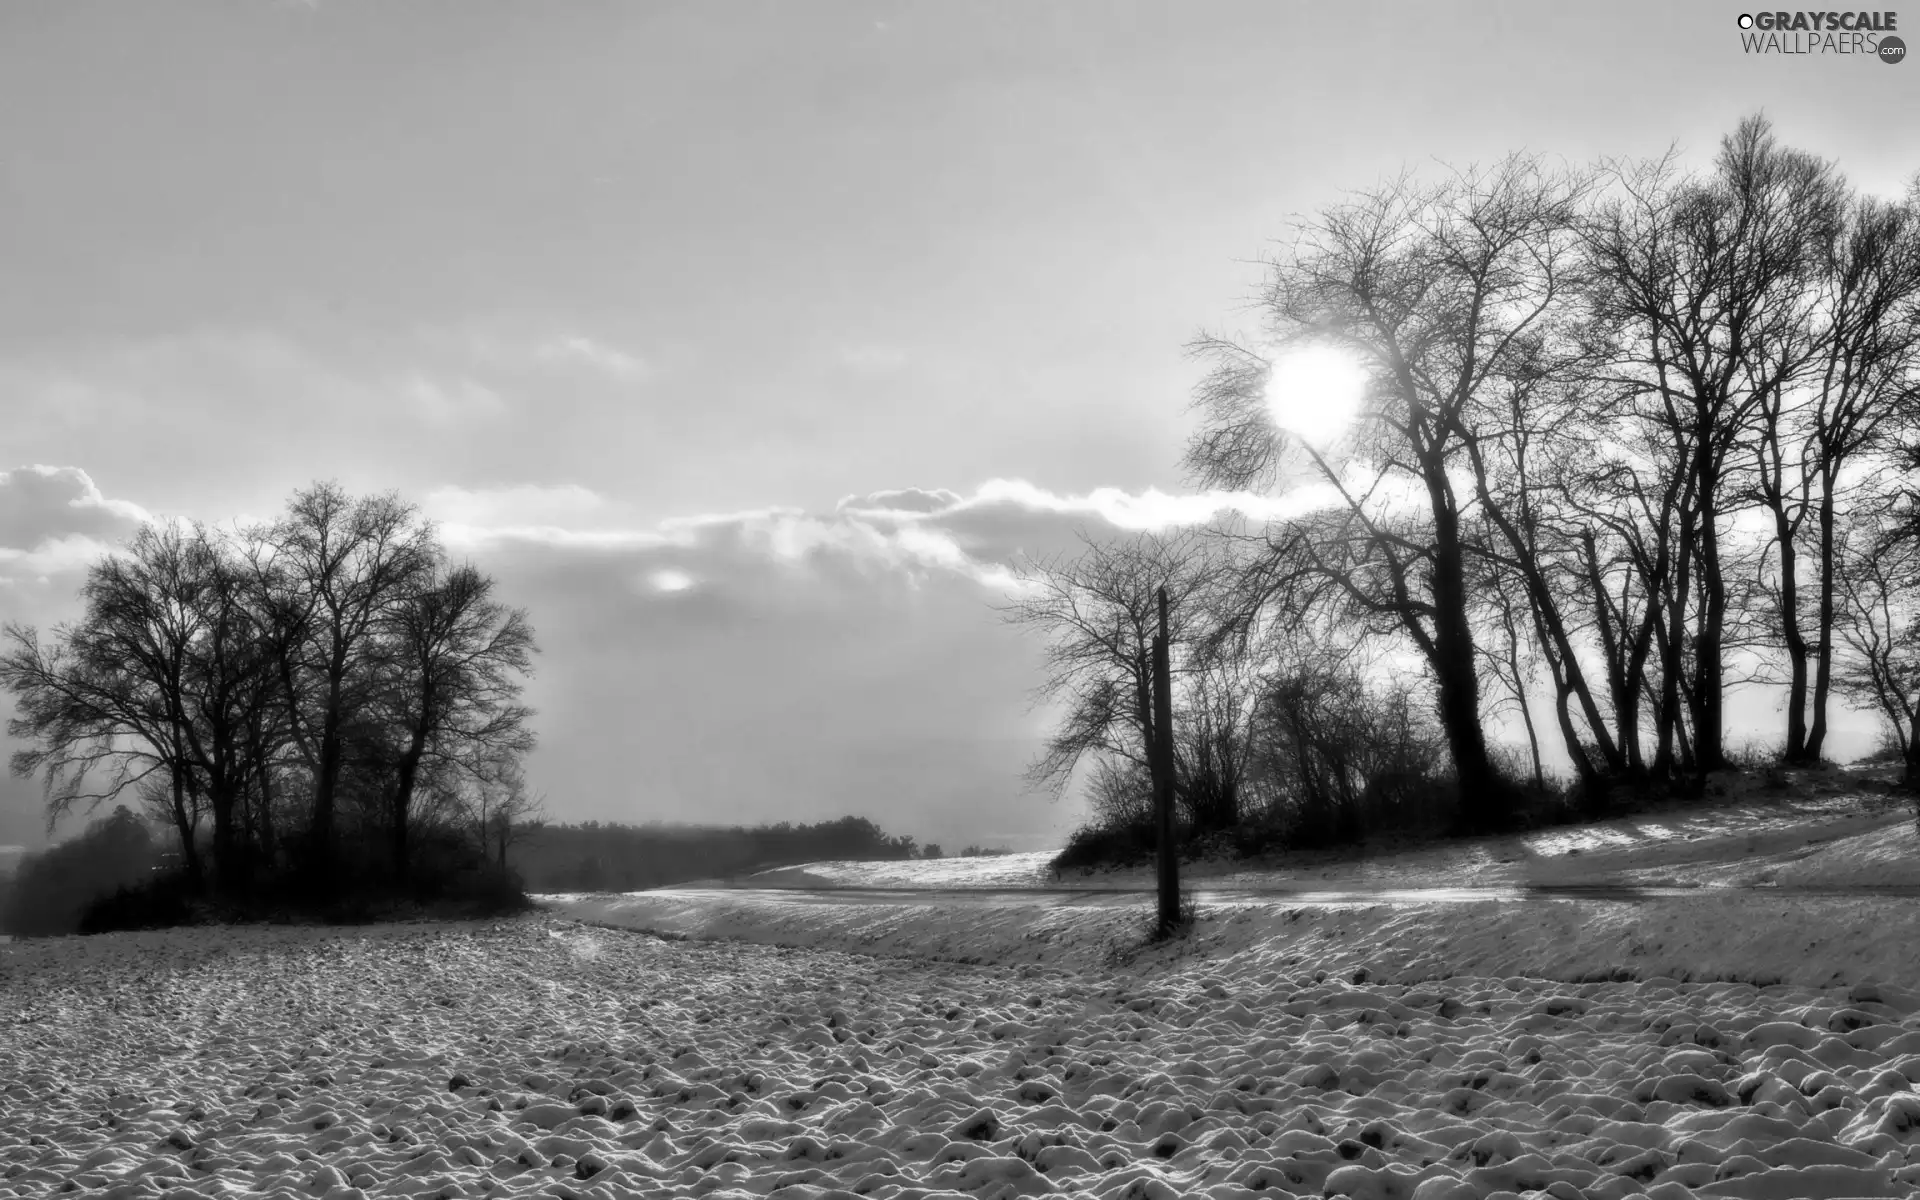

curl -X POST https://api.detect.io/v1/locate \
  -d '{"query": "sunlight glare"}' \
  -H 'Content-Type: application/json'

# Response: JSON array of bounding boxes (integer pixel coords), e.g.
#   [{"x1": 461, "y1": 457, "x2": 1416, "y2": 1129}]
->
[{"x1": 1266, "y1": 345, "x2": 1370, "y2": 448}]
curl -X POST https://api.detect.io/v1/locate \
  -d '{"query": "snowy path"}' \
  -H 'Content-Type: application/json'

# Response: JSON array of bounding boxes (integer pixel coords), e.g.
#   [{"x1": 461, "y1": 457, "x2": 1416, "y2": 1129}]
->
[{"x1": 637, "y1": 882, "x2": 1920, "y2": 906}]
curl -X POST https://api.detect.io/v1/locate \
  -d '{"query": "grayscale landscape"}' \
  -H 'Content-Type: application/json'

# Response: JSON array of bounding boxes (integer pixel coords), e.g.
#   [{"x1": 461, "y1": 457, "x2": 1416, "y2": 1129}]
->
[{"x1": 3, "y1": 4, "x2": 1920, "y2": 1199}]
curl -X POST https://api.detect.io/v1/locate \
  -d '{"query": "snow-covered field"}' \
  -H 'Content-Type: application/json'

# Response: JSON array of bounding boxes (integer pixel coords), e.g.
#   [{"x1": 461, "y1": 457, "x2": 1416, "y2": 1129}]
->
[{"x1": 9, "y1": 787, "x2": 1920, "y2": 1200}]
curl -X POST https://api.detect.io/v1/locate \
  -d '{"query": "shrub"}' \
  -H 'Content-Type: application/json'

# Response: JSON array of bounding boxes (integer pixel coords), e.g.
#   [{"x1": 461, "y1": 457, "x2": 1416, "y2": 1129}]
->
[
  {"x1": 1050, "y1": 815, "x2": 1161, "y2": 874},
  {"x1": 1726, "y1": 737, "x2": 1787, "y2": 772},
  {"x1": 1, "y1": 806, "x2": 162, "y2": 937},
  {"x1": 77, "y1": 870, "x2": 199, "y2": 934},
  {"x1": 1238, "y1": 657, "x2": 1454, "y2": 851}
]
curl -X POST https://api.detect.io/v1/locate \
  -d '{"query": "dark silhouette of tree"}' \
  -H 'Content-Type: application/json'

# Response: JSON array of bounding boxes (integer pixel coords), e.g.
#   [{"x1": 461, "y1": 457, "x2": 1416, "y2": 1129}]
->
[
  {"x1": 1581, "y1": 117, "x2": 1843, "y2": 773},
  {"x1": 466, "y1": 754, "x2": 544, "y2": 870},
  {"x1": 2, "y1": 482, "x2": 539, "y2": 923},
  {"x1": 1750, "y1": 193, "x2": 1920, "y2": 761},
  {"x1": 1174, "y1": 641, "x2": 1257, "y2": 836},
  {"x1": 1000, "y1": 530, "x2": 1214, "y2": 799},
  {"x1": 374, "y1": 561, "x2": 537, "y2": 883},
  {"x1": 1836, "y1": 503, "x2": 1920, "y2": 786},
  {"x1": 1189, "y1": 156, "x2": 1584, "y2": 833},
  {"x1": 251, "y1": 483, "x2": 436, "y2": 882},
  {"x1": 1031, "y1": 113, "x2": 1920, "y2": 866},
  {"x1": 1149, "y1": 585, "x2": 1180, "y2": 933},
  {"x1": 0, "y1": 522, "x2": 222, "y2": 887}
]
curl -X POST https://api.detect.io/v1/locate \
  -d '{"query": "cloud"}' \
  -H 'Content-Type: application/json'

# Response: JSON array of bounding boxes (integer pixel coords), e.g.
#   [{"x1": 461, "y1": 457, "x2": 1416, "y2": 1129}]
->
[
  {"x1": 402, "y1": 373, "x2": 507, "y2": 424},
  {"x1": 0, "y1": 465, "x2": 151, "y2": 560},
  {"x1": 535, "y1": 335, "x2": 650, "y2": 381},
  {"x1": 433, "y1": 476, "x2": 1350, "y2": 599},
  {"x1": 823, "y1": 478, "x2": 1344, "y2": 569},
  {"x1": 0, "y1": 534, "x2": 124, "y2": 578},
  {"x1": 424, "y1": 482, "x2": 612, "y2": 528},
  {"x1": 834, "y1": 487, "x2": 963, "y2": 516},
  {"x1": 448, "y1": 329, "x2": 652, "y2": 382}
]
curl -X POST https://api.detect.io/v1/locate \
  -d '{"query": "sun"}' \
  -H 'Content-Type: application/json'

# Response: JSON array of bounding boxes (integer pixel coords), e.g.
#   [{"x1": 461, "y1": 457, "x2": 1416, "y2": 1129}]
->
[{"x1": 1265, "y1": 344, "x2": 1371, "y2": 448}]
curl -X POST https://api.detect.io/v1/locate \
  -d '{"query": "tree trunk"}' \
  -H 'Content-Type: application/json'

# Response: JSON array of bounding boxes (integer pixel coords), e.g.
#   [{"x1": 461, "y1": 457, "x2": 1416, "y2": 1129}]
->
[
  {"x1": 312, "y1": 705, "x2": 341, "y2": 876},
  {"x1": 308, "y1": 642, "x2": 349, "y2": 886},
  {"x1": 1500, "y1": 601, "x2": 1545, "y2": 791},
  {"x1": 1429, "y1": 531, "x2": 1506, "y2": 833},
  {"x1": 390, "y1": 723, "x2": 428, "y2": 886},
  {"x1": 254, "y1": 755, "x2": 279, "y2": 867},
  {"x1": 1691, "y1": 459, "x2": 1728, "y2": 773},
  {"x1": 211, "y1": 791, "x2": 239, "y2": 896},
  {"x1": 1151, "y1": 587, "x2": 1180, "y2": 934},
  {"x1": 1525, "y1": 595, "x2": 1597, "y2": 793},
  {"x1": 1806, "y1": 470, "x2": 1838, "y2": 761},
  {"x1": 169, "y1": 767, "x2": 204, "y2": 892},
  {"x1": 1774, "y1": 510, "x2": 1809, "y2": 762},
  {"x1": 1654, "y1": 502, "x2": 1697, "y2": 782},
  {"x1": 1620, "y1": 606, "x2": 1657, "y2": 781}
]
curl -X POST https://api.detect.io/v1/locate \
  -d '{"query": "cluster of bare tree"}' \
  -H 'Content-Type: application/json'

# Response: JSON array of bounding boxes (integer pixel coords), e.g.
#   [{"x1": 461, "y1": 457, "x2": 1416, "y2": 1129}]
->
[
  {"x1": 0, "y1": 482, "x2": 540, "y2": 902},
  {"x1": 1013, "y1": 116, "x2": 1920, "y2": 852}
]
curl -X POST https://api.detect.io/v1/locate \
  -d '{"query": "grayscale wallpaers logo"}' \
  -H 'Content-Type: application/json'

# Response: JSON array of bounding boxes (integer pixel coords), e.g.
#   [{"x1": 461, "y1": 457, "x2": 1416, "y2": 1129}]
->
[{"x1": 1736, "y1": 11, "x2": 1904, "y2": 59}]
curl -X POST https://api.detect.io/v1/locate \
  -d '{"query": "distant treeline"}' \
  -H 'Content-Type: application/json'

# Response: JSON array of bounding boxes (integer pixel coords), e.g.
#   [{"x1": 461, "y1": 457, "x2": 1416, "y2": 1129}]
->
[
  {"x1": 0, "y1": 810, "x2": 1002, "y2": 934},
  {"x1": 509, "y1": 815, "x2": 1012, "y2": 893}
]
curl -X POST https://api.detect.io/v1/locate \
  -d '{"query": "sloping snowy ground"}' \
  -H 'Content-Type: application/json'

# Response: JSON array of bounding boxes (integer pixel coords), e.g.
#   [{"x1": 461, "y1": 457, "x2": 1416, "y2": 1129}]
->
[
  {"x1": 554, "y1": 889, "x2": 1920, "y2": 996},
  {"x1": 741, "y1": 786, "x2": 1917, "y2": 894}
]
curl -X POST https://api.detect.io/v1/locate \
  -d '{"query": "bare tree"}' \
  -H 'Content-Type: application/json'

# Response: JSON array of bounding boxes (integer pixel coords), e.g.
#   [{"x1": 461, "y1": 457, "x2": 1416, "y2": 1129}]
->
[
  {"x1": 1189, "y1": 156, "x2": 1586, "y2": 832},
  {"x1": 1581, "y1": 115, "x2": 1844, "y2": 772},
  {"x1": 1082, "y1": 755, "x2": 1153, "y2": 830},
  {"x1": 1479, "y1": 566, "x2": 1547, "y2": 793},
  {"x1": 0, "y1": 521, "x2": 222, "y2": 887},
  {"x1": 374, "y1": 561, "x2": 538, "y2": 882},
  {"x1": 1000, "y1": 529, "x2": 1214, "y2": 798},
  {"x1": 1792, "y1": 195, "x2": 1920, "y2": 760},
  {"x1": 168, "y1": 527, "x2": 288, "y2": 893},
  {"x1": 1174, "y1": 642, "x2": 1258, "y2": 835},
  {"x1": 1835, "y1": 503, "x2": 1920, "y2": 787},
  {"x1": 452, "y1": 743, "x2": 541, "y2": 870},
  {"x1": 251, "y1": 483, "x2": 436, "y2": 879}
]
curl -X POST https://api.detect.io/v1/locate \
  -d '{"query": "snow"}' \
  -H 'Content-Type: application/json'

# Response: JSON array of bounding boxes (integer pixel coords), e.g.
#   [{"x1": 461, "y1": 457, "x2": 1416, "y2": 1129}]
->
[
  {"x1": 10, "y1": 789, "x2": 1920, "y2": 1199},
  {"x1": 745, "y1": 787, "x2": 1917, "y2": 893}
]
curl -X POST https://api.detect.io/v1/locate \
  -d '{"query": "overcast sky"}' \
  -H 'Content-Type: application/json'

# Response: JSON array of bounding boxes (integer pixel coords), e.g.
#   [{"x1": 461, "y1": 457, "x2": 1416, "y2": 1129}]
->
[{"x1": 2, "y1": 2, "x2": 1914, "y2": 849}]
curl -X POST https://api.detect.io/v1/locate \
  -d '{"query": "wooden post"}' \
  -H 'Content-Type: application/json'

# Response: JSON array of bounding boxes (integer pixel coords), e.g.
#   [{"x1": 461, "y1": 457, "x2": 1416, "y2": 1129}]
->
[{"x1": 1152, "y1": 585, "x2": 1180, "y2": 933}]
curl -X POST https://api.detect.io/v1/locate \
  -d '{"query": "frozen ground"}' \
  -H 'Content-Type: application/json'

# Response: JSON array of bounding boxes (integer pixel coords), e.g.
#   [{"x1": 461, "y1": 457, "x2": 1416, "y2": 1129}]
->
[{"x1": 10, "y1": 785, "x2": 1920, "y2": 1200}]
